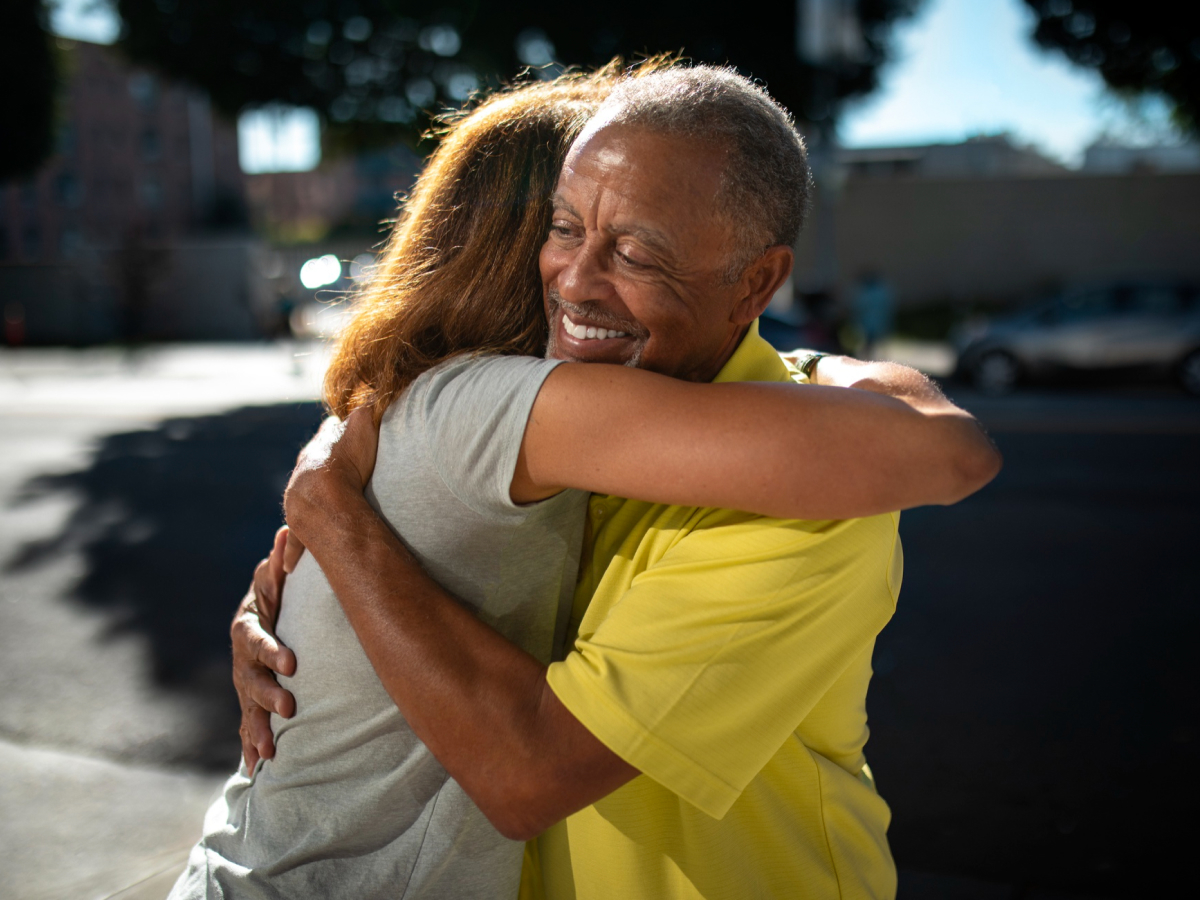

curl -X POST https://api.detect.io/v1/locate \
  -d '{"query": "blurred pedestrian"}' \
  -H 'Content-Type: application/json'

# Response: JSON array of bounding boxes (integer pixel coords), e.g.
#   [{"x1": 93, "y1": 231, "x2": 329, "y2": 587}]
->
[
  {"x1": 4, "y1": 302, "x2": 25, "y2": 346},
  {"x1": 853, "y1": 269, "x2": 895, "y2": 358}
]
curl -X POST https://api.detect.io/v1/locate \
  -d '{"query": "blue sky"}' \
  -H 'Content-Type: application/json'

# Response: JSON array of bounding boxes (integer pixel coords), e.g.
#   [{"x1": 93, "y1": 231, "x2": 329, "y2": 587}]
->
[
  {"x1": 838, "y1": 0, "x2": 1177, "y2": 162},
  {"x1": 51, "y1": 0, "x2": 1181, "y2": 170}
]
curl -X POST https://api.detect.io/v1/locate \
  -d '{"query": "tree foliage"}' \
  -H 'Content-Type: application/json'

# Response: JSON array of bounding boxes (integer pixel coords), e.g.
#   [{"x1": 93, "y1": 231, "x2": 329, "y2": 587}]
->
[
  {"x1": 114, "y1": 1, "x2": 922, "y2": 153},
  {"x1": 0, "y1": 0, "x2": 58, "y2": 180},
  {"x1": 1022, "y1": 1, "x2": 1200, "y2": 134}
]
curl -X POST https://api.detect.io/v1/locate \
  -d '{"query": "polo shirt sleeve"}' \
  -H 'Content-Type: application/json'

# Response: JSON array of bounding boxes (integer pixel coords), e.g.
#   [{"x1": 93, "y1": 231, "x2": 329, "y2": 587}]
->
[{"x1": 546, "y1": 510, "x2": 901, "y2": 820}]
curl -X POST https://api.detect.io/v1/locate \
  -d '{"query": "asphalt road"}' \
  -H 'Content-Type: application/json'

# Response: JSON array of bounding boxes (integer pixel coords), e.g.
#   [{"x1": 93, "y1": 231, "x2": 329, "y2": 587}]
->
[
  {"x1": 874, "y1": 389, "x2": 1200, "y2": 897},
  {"x1": 1, "y1": 345, "x2": 1197, "y2": 898},
  {"x1": 0, "y1": 344, "x2": 329, "y2": 899}
]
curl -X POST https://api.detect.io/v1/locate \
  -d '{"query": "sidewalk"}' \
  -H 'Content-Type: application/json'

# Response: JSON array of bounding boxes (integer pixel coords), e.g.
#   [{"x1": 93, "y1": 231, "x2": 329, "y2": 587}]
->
[
  {"x1": 2, "y1": 733, "x2": 1098, "y2": 900},
  {"x1": 0, "y1": 738, "x2": 223, "y2": 900},
  {"x1": 0, "y1": 342, "x2": 323, "y2": 900}
]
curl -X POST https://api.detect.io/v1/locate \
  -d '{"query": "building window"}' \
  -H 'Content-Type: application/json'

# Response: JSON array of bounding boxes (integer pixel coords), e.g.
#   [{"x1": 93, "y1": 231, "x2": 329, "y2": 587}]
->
[
  {"x1": 57, "y1": 173, "x2": 84, "y2": 208},
  {"x1": 128, "y1": 73, "x2": 159, "y2": 111},
  {"x1": 141, "y1": 129, "x2": 161, "y2": 162},
  {"x1": 140, "y1": 177, "x2": 163, "y2": 209},
  {"x1": 60, "y1": 227, "x2": 84, "y2": 257},
  {"x1": 23, "y1": 225, "x2": 40, "y2": 261}
]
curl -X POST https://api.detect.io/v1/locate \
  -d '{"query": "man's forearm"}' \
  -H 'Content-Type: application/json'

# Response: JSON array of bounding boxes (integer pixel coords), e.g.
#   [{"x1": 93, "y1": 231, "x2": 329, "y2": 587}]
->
[{"x1": 285, "y1": 478, "x2": 636, "y2": 839}]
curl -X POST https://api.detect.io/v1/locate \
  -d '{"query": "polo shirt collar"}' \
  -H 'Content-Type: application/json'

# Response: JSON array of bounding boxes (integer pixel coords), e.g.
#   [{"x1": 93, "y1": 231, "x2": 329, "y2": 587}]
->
[{"x1": 711, "y1": 320, "x2": 789, "y2": 384}]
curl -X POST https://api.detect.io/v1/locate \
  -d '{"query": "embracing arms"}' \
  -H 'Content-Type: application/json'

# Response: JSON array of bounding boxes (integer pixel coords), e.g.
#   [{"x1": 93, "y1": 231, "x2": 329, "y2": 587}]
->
[
  {"x1": 512, "y1": 356, "x2": 1000, "y2": 517},
  {"x1": 234, "y1": 356, "x2": 1000, "y2": 838}
]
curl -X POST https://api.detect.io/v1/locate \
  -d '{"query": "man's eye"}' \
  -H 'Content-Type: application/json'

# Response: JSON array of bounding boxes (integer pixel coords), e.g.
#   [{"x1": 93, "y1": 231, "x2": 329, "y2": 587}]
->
[{"x1": 616, "y1": 249, "x2": 649, "y2": 269}]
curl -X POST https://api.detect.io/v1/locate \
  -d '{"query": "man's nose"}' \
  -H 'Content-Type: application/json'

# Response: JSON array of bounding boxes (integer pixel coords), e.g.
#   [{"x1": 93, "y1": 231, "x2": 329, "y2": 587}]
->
[{"x1": 556, "y1": 239, "x2": 610, "y2": 304}]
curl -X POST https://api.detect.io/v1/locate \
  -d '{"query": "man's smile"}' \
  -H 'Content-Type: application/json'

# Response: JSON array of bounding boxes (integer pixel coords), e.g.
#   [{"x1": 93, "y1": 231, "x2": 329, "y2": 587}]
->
[
  {"x1": 560, "y1": 312, "x2": 629, "y2": 341},
  {"x1": 545, "y1": 290, "x2": 647, "y2": 367}
]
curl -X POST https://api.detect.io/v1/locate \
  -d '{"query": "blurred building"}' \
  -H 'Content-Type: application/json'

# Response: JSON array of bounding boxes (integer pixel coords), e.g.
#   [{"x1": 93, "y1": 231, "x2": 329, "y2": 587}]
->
[
  {"x1": 0, "y1": 39, "x2": 267, "y2": 344},
  {"x1": 1082, "y1": 140, "x2": 1200, "y2": 175},
  {"x1": 793, "y1": 135, "x2": 1200, "y2": 314},
  {"x1": 0, "y1": 39, "x2": 425, "y2": 346},
  {"x1": 244, "y1": 144, "x2": 421, "y2": 244},
  {"x1": 839, "y1": 134, "x2": 1067, "y2": 179}
]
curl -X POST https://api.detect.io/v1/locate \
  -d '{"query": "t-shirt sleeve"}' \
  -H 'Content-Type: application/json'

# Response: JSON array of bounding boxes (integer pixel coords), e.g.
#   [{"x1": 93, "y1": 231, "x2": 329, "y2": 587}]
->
[
  {"x1": 546, "y1": 510, "x2": 901, "y2": 819},
  {"x1": 402, "y1": 354, "x2": 563, "y2": 522}
]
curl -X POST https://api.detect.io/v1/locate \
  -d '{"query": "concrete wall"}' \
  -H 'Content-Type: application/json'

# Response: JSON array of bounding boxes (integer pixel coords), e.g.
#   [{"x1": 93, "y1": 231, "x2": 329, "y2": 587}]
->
[{"x1": 794, "y1": 172, "x2": 1200, "y2": 307}]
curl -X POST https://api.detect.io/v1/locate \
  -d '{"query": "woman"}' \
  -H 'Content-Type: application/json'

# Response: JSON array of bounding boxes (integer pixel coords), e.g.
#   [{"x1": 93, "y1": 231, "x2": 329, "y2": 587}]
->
[{"x1": 175, "y1": 64, "x2": 993, "y2": 900}]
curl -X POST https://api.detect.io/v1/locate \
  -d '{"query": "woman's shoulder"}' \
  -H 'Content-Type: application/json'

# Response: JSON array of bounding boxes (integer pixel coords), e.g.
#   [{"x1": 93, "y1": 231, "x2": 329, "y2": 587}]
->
[
  {"x1": 422, "y1": 352, "x2": 560, "y2": 384},
  {"x1": 385, "y1": 353, "x2": 561, "y2": 423}
]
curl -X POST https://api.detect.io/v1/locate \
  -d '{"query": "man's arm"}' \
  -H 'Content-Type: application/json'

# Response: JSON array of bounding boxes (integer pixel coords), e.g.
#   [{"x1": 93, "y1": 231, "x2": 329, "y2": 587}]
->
[
  {"x1": 232, "y1": 527, "x2": 296, "y2": 769},
  {"x1": 280, "y1": 411, "x2": 636, "y2": 840},
  {"x1": 273, "y1": 407, "x2": 898, "y2": 836}
]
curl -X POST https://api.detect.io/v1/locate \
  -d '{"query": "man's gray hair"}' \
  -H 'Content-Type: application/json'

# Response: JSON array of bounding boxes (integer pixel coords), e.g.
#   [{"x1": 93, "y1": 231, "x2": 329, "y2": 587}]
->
[{"x1": 594, "y1": 64, "x2": 811, "y2": 280}]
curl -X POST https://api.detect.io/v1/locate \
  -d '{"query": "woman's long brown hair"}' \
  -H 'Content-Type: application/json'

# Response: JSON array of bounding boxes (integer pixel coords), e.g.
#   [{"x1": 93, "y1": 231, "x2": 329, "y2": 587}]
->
[{"x1": 323, "y1": 68, "x2": 622, "y2": 421}]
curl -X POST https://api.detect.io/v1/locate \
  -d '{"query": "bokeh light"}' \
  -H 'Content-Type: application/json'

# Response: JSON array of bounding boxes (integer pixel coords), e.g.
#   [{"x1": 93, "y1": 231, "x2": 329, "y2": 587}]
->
[{"x1": 299, "y1": 254, "x2": 343, "y2": 289}]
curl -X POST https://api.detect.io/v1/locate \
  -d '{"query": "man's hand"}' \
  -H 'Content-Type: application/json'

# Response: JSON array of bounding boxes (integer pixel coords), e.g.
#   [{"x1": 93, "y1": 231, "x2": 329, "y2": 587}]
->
[
  {"x1": 282, "y1": 407, "x2": 379, "y2": 568},
  {"x1": 232, "y1": 526, "x2": 297, "y2": 770},
  {"x1": 784, "y1": 351, "x2": 944, "y2": 407},
  {"x1": 233, "y1": 408, "x2": 379, "y2": 770}
]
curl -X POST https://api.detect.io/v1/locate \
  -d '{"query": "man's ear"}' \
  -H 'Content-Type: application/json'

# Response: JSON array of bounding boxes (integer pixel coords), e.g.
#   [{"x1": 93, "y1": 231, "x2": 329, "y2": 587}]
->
[{"x1": 730, "y1": 245, "x2": 794, "y2": 325}]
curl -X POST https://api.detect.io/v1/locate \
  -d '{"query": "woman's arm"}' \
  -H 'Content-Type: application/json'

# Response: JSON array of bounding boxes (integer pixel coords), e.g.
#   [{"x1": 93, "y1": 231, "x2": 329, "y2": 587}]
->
[{"x1": 512, "y1": 361, "x2": 1001, "y2": 519}]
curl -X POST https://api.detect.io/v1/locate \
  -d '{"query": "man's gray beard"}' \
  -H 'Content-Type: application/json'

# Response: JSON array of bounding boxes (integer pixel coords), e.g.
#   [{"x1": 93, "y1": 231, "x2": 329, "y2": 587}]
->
[{"x1": 544, "y1": 289, "x2": 646, "y2": 369}]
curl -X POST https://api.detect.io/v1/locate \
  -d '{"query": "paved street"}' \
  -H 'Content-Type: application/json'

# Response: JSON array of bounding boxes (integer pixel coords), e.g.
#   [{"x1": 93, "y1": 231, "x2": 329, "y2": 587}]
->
[
  {"x1": 874, "y1": 388, "x2": 1200, "y2": 897},
  {"x1": 1, "y1": 343, "x2": 1197, "y2": 898},
  {"x1": 0, "y1": 343, "x2": 329, "y2": 900}
]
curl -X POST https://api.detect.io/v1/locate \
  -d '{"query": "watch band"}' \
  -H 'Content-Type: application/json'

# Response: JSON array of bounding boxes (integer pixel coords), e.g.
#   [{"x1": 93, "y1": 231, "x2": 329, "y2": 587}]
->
[{"x1": 797, "y1": 351, "x2": 828, "y2": 380}]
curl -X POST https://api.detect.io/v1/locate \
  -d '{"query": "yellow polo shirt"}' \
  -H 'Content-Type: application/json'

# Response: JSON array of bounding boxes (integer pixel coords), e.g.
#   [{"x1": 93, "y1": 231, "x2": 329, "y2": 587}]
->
[{"x1": 522, "y1": 322, "x2": 903, "y2": 899}]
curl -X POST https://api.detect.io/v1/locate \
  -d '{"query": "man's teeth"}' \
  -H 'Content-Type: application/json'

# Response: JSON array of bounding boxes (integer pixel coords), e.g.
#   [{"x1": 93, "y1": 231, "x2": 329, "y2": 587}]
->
[{"x1": 562, "y1": 314, "x2": 628, "y2": 341}]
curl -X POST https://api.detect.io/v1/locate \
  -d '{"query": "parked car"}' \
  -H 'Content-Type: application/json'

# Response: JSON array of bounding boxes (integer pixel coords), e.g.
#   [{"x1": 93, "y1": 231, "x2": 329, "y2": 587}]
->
[{"x1": 952, "y1": 283, "x2": 1200, "y2": 394}]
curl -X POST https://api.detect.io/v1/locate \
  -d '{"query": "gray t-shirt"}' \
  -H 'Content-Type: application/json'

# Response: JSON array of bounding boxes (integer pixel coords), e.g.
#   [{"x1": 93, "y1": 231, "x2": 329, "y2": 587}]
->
[{"x1": 170, "y1": 355, "x2": 587, "y2": 900}]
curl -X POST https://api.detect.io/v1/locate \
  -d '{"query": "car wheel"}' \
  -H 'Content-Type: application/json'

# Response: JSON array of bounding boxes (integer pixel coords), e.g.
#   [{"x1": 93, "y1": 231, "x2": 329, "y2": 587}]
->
[
  {"x1": 972, "y1": 349, "x2": 1020, "y2": 394},
  {"x1": 1178, "y1": 349, "x2": 1200, "y2": 396}
]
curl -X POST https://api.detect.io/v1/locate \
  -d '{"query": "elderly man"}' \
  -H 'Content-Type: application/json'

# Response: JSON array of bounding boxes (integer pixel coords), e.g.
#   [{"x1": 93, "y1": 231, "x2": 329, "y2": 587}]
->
[{"x1": 235, "y1": 66, "x2": 998, "y2": 899}]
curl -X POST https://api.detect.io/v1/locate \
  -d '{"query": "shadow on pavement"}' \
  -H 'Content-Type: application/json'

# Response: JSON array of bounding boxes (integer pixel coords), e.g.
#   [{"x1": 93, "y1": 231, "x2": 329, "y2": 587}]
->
[{"x1": 7, "y1": 403, "x2": 325, "y2": 768}]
